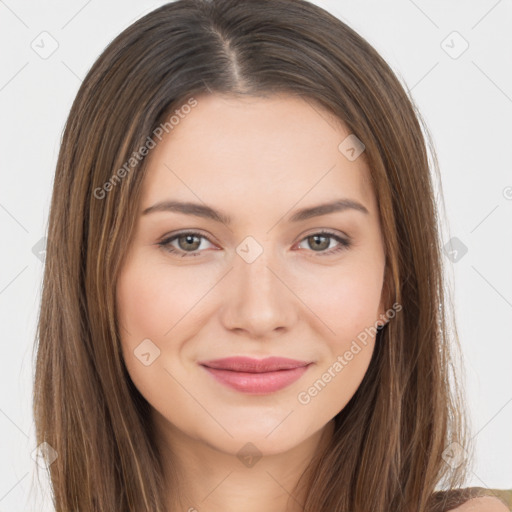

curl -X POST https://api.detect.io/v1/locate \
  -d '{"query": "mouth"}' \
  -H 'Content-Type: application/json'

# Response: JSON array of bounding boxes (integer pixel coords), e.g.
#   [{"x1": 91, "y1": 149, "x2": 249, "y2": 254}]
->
[{"x1": 198, "y1": 356, "x2": 313, "y2": 394}]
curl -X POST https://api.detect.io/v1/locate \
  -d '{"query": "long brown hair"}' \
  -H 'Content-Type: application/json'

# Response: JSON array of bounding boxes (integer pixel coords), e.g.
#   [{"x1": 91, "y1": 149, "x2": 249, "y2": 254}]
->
[{"x1": 33, "y1": 0, "x2": 476, "y2": 510}]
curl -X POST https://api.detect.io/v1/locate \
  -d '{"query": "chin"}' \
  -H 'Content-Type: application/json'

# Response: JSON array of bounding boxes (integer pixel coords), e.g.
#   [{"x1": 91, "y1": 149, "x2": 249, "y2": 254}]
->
[{"x1": 202, "y1": 421, "x2": 317, "y2": 458}]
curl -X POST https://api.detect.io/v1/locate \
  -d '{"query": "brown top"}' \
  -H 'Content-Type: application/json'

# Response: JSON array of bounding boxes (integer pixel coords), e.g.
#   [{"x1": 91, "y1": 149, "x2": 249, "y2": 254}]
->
[{"x1": 428, "y1": 487, "x2": 510, "y2": 512}]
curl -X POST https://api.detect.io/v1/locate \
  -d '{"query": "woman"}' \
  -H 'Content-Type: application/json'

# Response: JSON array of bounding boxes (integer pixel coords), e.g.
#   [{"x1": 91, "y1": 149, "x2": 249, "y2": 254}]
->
[{"x1": 32, "y1": 0, "x2": 508, "y2": 510}]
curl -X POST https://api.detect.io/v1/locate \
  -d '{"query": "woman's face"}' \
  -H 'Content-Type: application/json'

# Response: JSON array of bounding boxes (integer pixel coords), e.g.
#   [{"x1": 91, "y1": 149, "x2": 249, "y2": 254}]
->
[{"x1": 116, "y1": 93, "x2": 387, "y2": 457}]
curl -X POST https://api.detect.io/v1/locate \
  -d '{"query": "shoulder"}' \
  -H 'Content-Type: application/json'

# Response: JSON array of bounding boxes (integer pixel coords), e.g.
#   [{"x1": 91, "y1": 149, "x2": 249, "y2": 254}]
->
[{"x1": 447, "y1": 496, "x2": 509, "y2": 511}]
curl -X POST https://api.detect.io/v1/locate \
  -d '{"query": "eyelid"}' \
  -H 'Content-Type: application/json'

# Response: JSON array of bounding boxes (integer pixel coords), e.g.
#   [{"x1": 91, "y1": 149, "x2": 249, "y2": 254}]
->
[
  {"x1": 297, "y1": 227, "x2": 350, "y2": 242},
  {"x1": 157, "y1": 229, "x2": 218, "y2": 253},
  {"x1": 293, "y1": 229, "x2": 352, "y2": 254},
  {"x1": 158, "y1": 228, "x2": 215, "y2": 244}
]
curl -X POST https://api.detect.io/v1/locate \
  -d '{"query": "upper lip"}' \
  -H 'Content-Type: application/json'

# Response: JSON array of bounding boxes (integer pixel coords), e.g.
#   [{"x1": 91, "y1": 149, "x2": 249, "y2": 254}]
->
[{"x1": 198, "y1": 356, "x2": 311, "y2": 373}]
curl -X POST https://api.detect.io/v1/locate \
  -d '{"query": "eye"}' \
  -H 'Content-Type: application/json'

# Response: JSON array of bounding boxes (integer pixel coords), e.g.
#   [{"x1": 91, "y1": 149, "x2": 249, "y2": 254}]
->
[
  {"x1": 295, "y1": 230, "x2": 352, "y2": 256},
  {"x1": 157, "y1": 230, "x2": 352, "y2": 258},
  {"x1": 157, "y1": 231, "x2": 216, "y2": 257}
]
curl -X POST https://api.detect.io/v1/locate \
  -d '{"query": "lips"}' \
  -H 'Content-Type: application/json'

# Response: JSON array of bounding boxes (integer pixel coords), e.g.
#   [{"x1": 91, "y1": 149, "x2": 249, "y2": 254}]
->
[
  {"x1": 198, "y1": 356, "x2": 313, "y2": 394},
  {"x1": 199, "y1": 356, "x2": 310, "y2": 372}
]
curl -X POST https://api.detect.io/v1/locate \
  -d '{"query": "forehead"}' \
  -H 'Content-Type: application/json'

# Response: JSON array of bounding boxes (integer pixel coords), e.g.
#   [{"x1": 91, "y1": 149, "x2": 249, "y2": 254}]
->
[{"x1": 141, "y1": 93, "x2": 376, "y2": 217}]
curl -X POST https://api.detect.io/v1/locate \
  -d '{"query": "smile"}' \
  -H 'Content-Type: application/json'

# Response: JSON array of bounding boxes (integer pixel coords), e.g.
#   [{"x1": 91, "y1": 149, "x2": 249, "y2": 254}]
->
[{"x1": 198, "y1": 356, "x2": 313, "y2": 394}]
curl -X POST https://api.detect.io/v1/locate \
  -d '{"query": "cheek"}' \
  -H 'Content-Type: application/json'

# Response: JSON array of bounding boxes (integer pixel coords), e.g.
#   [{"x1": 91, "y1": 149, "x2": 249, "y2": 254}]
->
[
  {"x1": 292, "y1": 257, "x2": 384, "y2": 342},
  {"x1": 295, "y1": 267, "x2": 381, "y2": 414},
  {"x1": 116, "y1": 257, "x2": 223, "y2": 399},
  {"x1": 289, "y1": 255, "x2": 383, "y2": 410},
  {"x1": 298, "y1": 340, "x2": 375, "y2": 420},
  {"x1": 116, "y1": 258, "x2": 195, "y2": 406},
  {"x1": 116, "y1": 258, "x2": 209, "y2": 340}
]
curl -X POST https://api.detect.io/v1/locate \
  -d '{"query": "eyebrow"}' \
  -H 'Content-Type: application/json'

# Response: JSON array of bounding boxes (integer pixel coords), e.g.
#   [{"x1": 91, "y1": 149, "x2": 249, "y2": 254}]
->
[{"x1": 141, "y1": 198, "x2": 369, "y2": 224}]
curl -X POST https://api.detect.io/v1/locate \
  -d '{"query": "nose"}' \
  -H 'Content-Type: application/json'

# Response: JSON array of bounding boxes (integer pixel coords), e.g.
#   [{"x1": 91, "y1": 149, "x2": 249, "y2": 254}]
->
[{"x1": 218, "y1": 242, "x2": 299, "y2": 338}]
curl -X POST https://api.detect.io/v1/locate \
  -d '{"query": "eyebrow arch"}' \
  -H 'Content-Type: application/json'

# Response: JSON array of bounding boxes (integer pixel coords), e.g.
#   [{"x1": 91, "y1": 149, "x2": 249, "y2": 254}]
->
[{"x1": 141, "y1": 198, "x2": 369, "y2": 224}]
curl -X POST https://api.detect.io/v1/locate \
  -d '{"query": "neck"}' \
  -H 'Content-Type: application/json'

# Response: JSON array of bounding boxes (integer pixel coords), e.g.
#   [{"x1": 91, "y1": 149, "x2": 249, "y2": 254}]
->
[{"x1": 152, "y1": 413, "x2": 335, "y2": 512}]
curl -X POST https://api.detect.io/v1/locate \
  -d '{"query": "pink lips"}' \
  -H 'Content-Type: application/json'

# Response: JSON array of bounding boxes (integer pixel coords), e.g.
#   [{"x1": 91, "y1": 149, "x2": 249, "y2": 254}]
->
[{"x1": 198, "y1": 356, "x2": 312, "y2": 394}]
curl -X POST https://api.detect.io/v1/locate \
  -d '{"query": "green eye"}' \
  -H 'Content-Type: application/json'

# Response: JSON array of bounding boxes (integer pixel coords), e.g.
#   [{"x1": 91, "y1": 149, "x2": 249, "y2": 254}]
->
[
  {"x1": 296, "y1": 231, "x2": 352, "y2": 256},
  {"x1": 158, "y1": 230, "x2": 351, "y2": 258},
  {"x1": 158, "y1": 231, "x2": 214, "y2": 257}
]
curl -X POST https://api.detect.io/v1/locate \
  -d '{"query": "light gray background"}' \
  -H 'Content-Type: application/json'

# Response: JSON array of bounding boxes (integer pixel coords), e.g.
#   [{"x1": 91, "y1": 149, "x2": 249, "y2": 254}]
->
[{"x1": 0, "y1": 0, "x2": 511, "y2": 510}]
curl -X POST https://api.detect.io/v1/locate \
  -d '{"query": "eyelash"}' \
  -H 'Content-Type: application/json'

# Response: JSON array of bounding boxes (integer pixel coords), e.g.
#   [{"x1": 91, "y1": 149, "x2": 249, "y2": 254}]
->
[{"x1": 157, "y1": 230, "x2": 352, "y2": 258}]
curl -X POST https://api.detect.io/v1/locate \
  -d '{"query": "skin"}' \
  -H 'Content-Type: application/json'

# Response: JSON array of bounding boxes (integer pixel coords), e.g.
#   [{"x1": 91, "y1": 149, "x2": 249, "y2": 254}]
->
[
  {"x1": 116, "y1": 93, "x2": 389, "y2": 511},
  {"x1": 449, "y1": 497, "x2": 509, "y2": 512}
]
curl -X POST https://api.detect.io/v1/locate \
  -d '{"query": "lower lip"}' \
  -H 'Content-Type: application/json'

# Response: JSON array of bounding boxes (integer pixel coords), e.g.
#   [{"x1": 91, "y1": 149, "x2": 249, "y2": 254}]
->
[{"x1": 201, "y1": 365, "x2": 311, "y2": 394}]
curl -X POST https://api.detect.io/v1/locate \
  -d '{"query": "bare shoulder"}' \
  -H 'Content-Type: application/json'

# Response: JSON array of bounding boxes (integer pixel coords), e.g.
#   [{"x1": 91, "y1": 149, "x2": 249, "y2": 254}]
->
[{"x1": 448, "y1": 496, "x2": 510, "y2": 511}]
